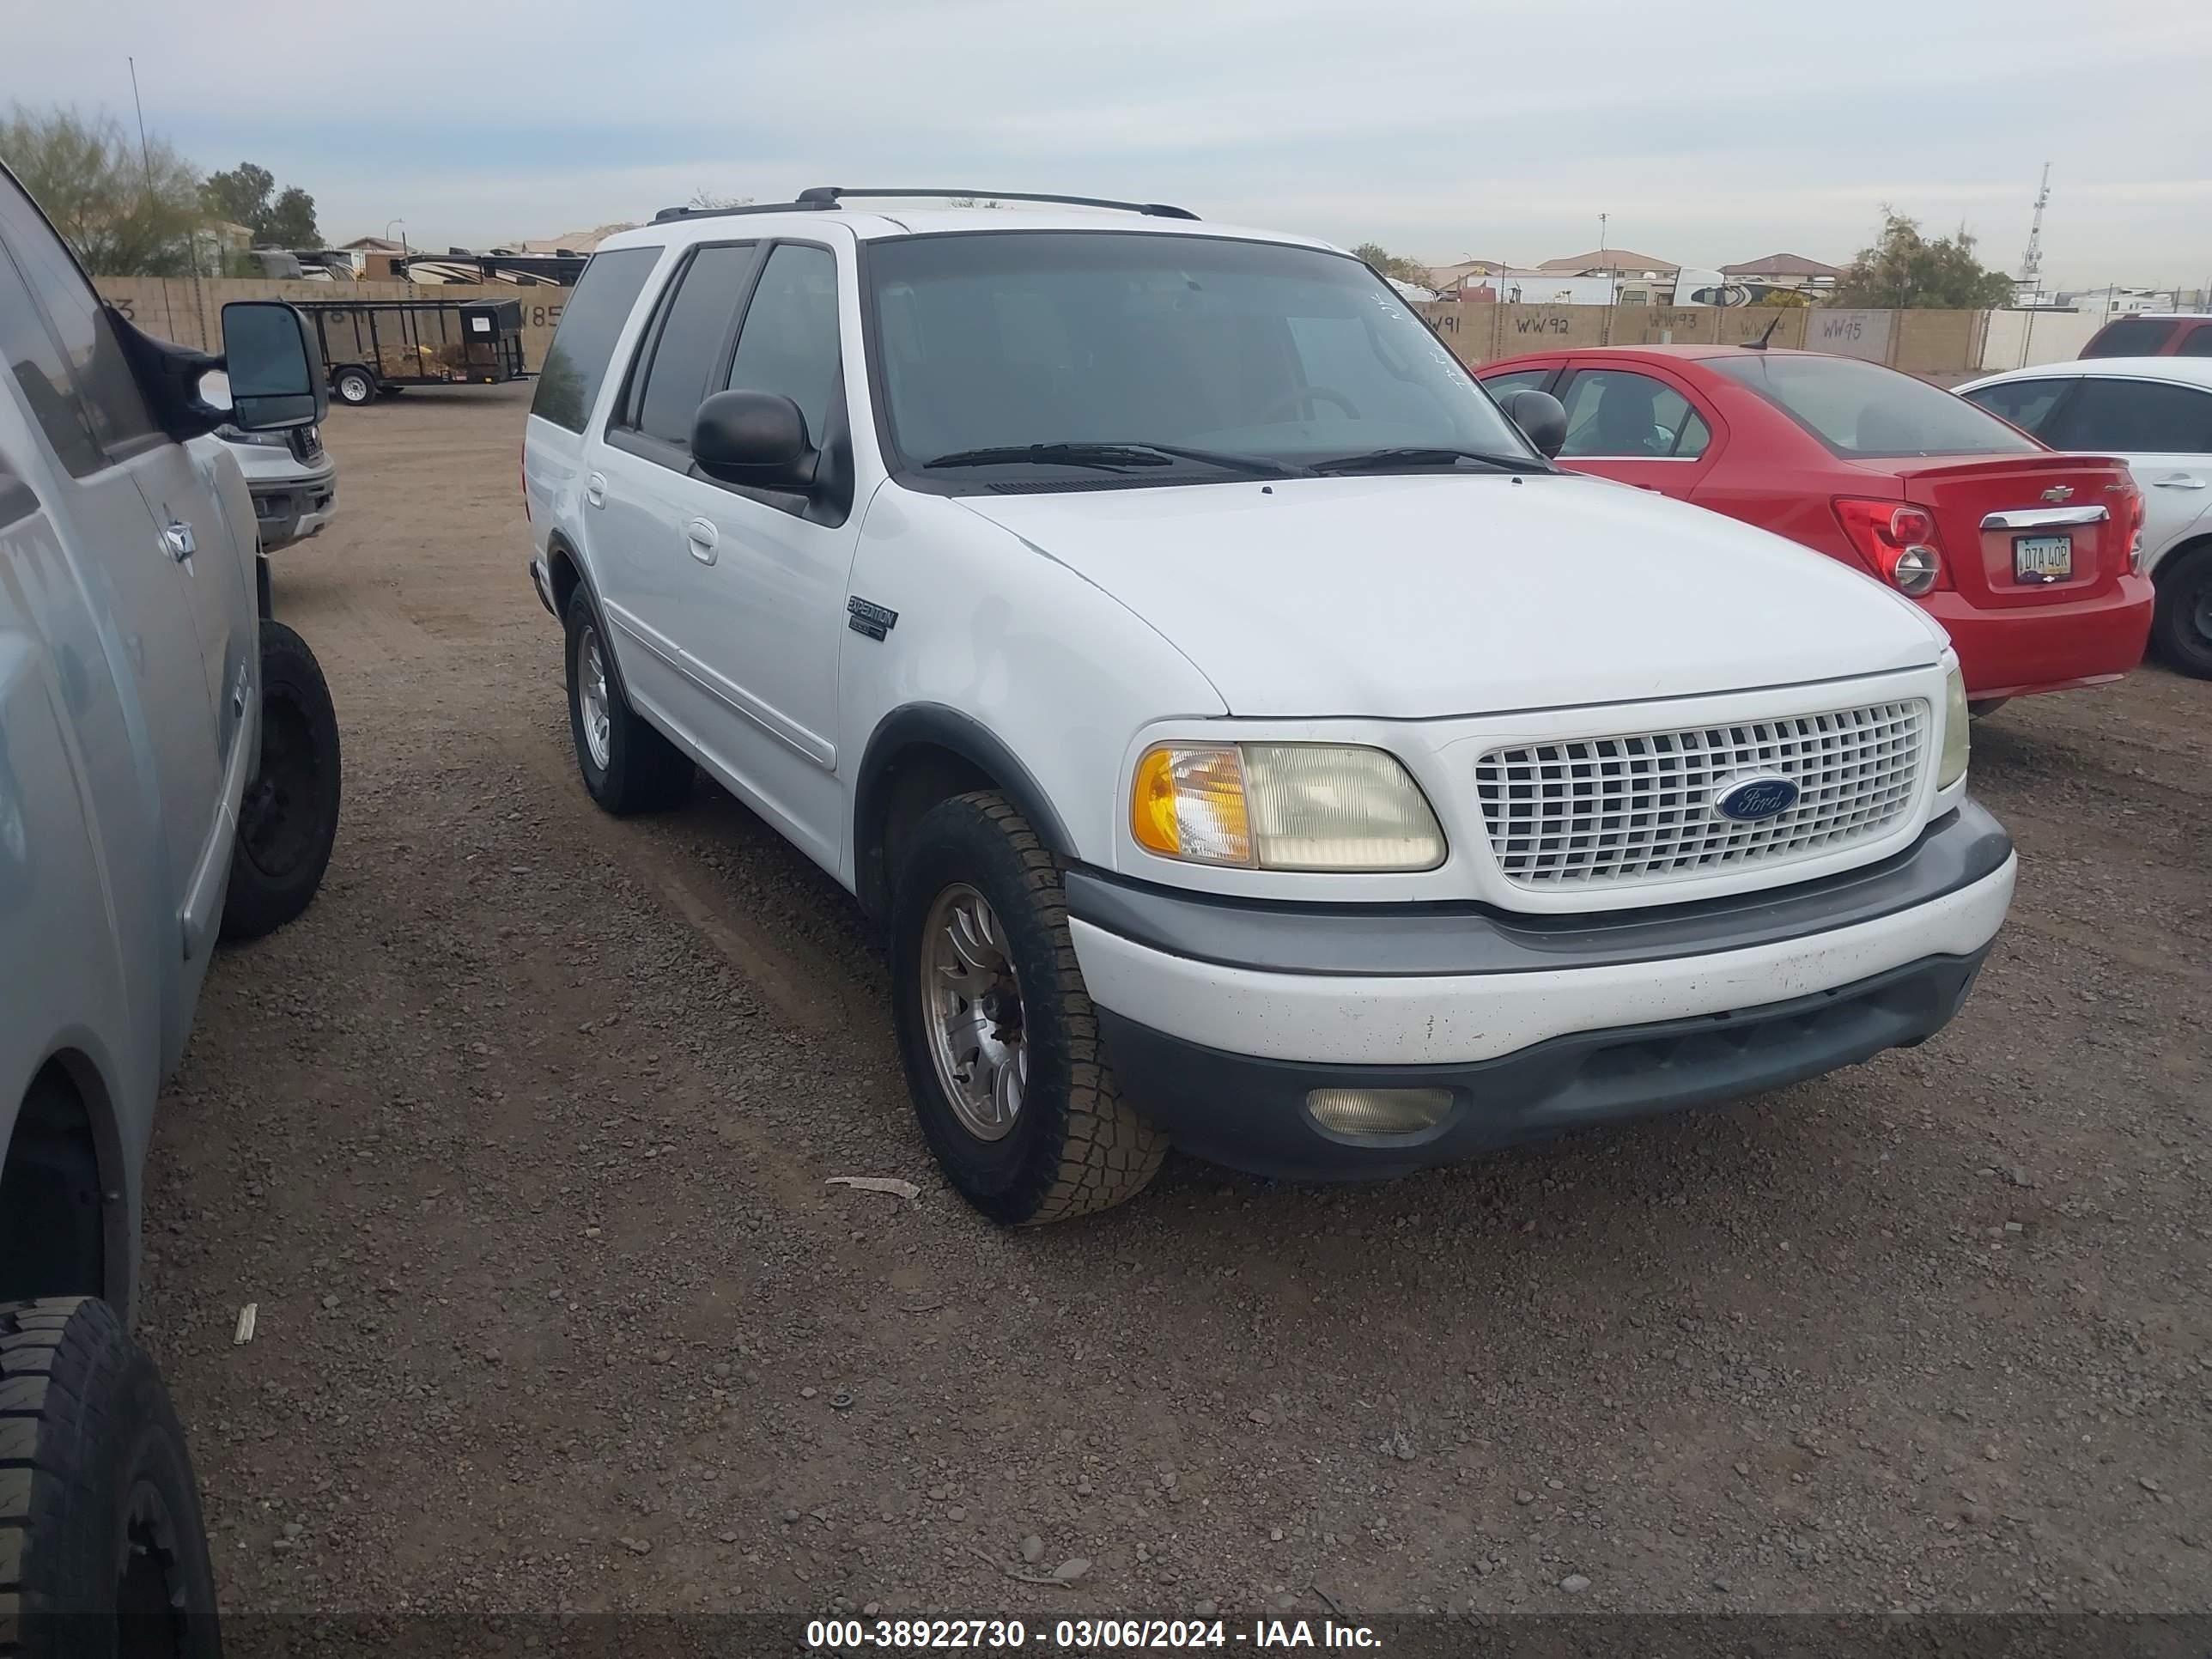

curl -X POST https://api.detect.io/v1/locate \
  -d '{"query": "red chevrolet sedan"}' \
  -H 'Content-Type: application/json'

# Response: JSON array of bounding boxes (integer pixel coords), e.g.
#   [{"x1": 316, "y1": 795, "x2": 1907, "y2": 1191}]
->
[{"x1": 1476, "y1": 346, "x2": 2153, "y2": 707}]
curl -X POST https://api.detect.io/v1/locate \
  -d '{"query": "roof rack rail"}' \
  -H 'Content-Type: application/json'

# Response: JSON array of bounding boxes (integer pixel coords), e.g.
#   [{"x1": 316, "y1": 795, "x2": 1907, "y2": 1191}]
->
[
  {"x1": 650, "y1": 199, "x2": 830, "y2": 223},
  {"x1": 793, "y1": 187, "x2": 1200, "y2": 222}
]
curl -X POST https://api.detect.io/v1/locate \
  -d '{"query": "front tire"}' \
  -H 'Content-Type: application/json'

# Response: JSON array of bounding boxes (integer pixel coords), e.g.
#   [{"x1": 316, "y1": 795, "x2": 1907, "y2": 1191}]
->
[
  {"x1": 890, "y1": 793, "x2": 1165, "y2": 1224},
  {"x1": 2150, "y1": 544, "x2": 2212, "y2": 679},
  {"x1": 0, "y1": 1297, "x2": 222, "y2": 1659},
  {"x1": 563, "y1": 591, "x2": 691, "y2": 813},
  {"x1": 222, "y1": 620, "x2": 340, "y2": 942},
  {"x1": 331, "y1": 367, "x2": 374, "y2": 407}
]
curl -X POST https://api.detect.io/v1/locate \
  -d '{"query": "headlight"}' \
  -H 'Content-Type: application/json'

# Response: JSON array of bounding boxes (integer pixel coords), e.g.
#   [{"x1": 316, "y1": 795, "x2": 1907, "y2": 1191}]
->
[
  {"x1": 1938, "y1": 664, "x2": 1970, "y2": 790},
  {"x1": 1131, "y1": 743, "x2": 1445, "y2": 871}
]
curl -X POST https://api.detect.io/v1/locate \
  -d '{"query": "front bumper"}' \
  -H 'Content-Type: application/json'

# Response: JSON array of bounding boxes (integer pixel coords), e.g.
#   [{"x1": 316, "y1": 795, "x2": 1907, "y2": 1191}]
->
[
  {"x1": 1071, "y1": 805, "x2": 2015, "y2": 1180},
  {"x1": 250, "y1": 472, "x2": 337, "y2": 552},
  {"x1": 1929, "y1": 575, "x2": 2154, "y2": 700}
]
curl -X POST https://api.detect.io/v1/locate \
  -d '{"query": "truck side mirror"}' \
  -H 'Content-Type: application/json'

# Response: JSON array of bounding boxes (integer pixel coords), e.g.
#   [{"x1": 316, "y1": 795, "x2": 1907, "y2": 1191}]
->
[
  {"x1": 693, "y1": 389, "x2": 818, "y2": 491},
  {"x1": 1499, "y1": 388, "x2": 1567, "y2": 459},
  {"x1": 222, "y1": 301, "x2": 327, "y2": 430}
]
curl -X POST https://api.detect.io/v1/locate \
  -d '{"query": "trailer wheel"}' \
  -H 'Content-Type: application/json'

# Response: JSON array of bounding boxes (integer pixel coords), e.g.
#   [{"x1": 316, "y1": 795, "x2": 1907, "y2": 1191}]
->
[{"x1": 332, "y1": 367, "x2": 375, "y2": 407}]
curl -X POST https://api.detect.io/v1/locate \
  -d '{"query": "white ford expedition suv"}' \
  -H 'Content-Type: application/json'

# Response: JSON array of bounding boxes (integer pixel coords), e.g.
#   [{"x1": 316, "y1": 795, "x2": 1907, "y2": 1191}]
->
[{"x1": 524, "y1": 188, "x2": 2014, "y2": 1224}]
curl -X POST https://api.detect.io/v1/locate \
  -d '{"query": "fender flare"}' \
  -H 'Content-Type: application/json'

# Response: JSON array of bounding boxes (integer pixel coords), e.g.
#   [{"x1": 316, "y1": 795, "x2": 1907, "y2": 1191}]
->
[{"x1": 854, "y1": 704, "x2": 1076, "y2": 916}]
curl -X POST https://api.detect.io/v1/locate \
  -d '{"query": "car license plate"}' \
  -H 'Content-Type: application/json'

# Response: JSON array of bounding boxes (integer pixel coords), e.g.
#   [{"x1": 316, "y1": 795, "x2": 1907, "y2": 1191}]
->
[{"x1": 2014, "y1": 534, "x2": 2072, "y2": 584}]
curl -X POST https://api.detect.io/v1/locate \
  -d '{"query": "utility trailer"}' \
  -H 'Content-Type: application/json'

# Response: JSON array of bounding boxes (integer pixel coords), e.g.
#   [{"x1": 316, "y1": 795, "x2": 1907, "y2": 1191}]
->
[{"x1": 297, "y1": 298, "x2": 528, "y2": 406}]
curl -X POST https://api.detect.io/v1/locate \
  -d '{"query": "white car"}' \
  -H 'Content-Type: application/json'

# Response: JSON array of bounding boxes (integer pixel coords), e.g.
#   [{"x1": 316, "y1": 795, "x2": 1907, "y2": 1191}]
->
[
  {"x1": 1958, "y1": 357, "x2": 2212, "y2": 677},
  {"x1": 524, "y1": 188, "x2": 2014, "y2": 1224}
]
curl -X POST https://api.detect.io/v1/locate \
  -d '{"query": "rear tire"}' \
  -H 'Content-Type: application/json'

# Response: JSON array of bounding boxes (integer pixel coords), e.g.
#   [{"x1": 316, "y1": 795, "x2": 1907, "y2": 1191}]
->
[
  {"x1": 563, "y1": 591, "x2": 691, "y2": 814},
  {"x1": 889, "y1": 792, "x2": 1165, "y2": 1224},
  {"x1": 0, "y1": 1297, "x2": 222, "y2": 1659},
  {"x1": 222, "y1": 620, "x2": 340, "y2": 942},
  {"x1": 2150, "y1": 544, "x2": 2212, "y2": 680},
  {"x1": 331, "y1": 367, "x2": 374, "y2": 407}
]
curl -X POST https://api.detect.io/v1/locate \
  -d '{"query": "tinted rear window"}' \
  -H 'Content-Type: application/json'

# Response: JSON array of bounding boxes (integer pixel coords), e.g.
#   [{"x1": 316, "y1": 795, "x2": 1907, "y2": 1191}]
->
[
  {"x1": 2177, "y1": 325, "x2": 2212, "y2": 359},
  {"x1": 1711, "y1": 354, "x2": 2038, "y2": 458},
  {"x1": 532, "y1": 246, "x2": 660, "y2": 431},
  {"x1": 2081, "y1": 318, "x2": 2175, "y2": 357}
]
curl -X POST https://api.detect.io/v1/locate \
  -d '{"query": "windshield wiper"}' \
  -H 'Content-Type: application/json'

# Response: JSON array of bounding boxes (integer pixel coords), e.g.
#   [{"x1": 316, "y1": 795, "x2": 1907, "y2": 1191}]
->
[
  {"x1": 1308, "y1": 446, "x2": 1551, "y2": 476},
  {"x1": 924, "y1": 441, "x2": 1312, "y2": 477}
]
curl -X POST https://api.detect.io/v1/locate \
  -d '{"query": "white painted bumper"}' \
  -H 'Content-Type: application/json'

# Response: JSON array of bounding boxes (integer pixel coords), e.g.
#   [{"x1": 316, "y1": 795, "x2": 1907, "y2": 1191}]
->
[{"x1": 1071, "y1": 856, "x2": 2016, "y2": 1067}]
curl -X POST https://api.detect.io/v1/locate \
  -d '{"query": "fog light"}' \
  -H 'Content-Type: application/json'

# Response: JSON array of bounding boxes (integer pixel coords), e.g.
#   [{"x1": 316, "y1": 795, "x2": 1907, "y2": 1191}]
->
[{"x1": 1306, "y1": 1087, "x2": 1453, "y2": 1137}]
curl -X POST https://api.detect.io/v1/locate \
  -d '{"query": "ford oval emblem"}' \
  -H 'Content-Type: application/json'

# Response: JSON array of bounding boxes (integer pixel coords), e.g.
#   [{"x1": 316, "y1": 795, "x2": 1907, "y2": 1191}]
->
[{"x1": 1713, "y1": 774, "x2": 1801, "y2": 822}]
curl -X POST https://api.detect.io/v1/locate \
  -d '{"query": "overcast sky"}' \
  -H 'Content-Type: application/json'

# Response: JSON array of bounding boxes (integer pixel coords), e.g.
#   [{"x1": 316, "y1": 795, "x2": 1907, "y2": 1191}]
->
[{"x1": 13, "y1": 0, "x2": 2209, "y2": 287}]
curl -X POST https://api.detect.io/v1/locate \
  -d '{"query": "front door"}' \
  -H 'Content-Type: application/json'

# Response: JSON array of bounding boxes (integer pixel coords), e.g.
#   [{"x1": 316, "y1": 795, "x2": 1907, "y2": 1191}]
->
[
  {"x1": 1552, "y1": 362, "x2": 1723, "y2": 499},
  {"x1": 2038, "y1": 375, "x2": 2212, "y2": 569},
  {"x1": 0, "y1": 175, "x2": 225, "y2": 994},
  {"x1": 661, "y1": 240, "x2": 858, "y2": 873}
]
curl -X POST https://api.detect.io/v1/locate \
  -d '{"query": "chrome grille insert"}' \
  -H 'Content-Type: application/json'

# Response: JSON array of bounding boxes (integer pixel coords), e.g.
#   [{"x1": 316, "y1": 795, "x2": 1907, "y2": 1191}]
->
[{"x1": 1475, "y1": 699, "x2": 1927, "y2": 890}]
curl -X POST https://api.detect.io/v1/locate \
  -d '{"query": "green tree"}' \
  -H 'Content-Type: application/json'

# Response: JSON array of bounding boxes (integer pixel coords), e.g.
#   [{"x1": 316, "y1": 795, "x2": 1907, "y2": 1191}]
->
[
  {"x1": 1352, "y1": 242, "x2": 1432, "y2": 287},
  {"x1": 203, "y1": 161, "x2": 319, "y2": 246},
  {"x1": 0, "y1": 104, "x2": 205, "y2": 275},
  {"x1": 1832, "y1": 210, "x2": 2014, "y2": 309}
]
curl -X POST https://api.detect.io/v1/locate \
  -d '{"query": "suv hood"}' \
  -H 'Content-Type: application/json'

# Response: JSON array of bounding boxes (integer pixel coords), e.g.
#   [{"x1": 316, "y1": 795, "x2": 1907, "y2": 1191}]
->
[{"x1": 957, "y1": 473, "x2": 1946, "y2": 717}]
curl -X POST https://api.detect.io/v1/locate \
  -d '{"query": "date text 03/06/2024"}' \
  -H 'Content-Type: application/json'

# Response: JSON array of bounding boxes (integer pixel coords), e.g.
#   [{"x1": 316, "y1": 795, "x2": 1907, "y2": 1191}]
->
[{"x1": 805, "y1": 1617, "x2": 1384, "y2": 1650}]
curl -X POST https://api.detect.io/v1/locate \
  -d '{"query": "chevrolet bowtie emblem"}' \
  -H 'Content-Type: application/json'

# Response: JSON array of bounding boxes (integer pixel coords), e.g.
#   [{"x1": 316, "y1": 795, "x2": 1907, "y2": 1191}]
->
[{"x1": 2041, "y1": 485, "x2": 2074, "y2": 502}]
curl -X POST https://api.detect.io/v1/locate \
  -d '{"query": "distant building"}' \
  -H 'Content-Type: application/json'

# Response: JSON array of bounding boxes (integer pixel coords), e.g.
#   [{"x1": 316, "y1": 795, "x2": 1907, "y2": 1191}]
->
[
  {"x1": 1425, "y1": 257, "x2": 1514, "y2": 298},
  {"x1": 501, "y1": 223, "x2": 638, "y2": 257},
  {"x1": 1537, "y1": 248, "x2": 1678, "y2": 277},
  {"x1": 340, "y1": 235, "x2": 406, "y2": 254},
  {"x1": 1720, "y1": 252, "x2": 1840, "y2": 292}
]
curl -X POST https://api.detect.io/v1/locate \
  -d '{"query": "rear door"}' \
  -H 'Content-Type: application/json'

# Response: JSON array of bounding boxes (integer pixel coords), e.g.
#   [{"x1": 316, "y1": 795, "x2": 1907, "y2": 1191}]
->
[
  {"x1": 0, "y1": 173, "x2": 226, "y2": 980},
  {"x1": 2039, "y1": 375, "x2": 2212, "y2": 572},
  {"x1": 1549, "y1": 362, "x2": 1723, "y2": 498}
]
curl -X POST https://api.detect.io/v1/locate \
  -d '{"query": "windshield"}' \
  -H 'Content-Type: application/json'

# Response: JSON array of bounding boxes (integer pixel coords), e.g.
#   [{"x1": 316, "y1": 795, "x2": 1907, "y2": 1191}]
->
[
  {"x1": 865, "y1": 230, "x2": 1536, "y2": 477},
  {"x1": 1711, "y1": 353, "x2": 2039, "y2": 459}
]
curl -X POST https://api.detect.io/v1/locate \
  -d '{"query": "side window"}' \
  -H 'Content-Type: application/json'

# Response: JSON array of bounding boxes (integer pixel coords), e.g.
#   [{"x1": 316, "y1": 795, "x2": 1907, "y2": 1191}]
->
[
  {"x1": 1482, "y1": 368, "x2": 1554, "y2": 397},
  {"x1": 0, "y1": 175, "x2": 157, "y2": 471},
  {"x1": 531, "y1": 246, "x2": 660, "y2": 432},
  {"x1": 625, "y1": 243, "x2": 757, "y2": 450},
  {"x1": 1960, "y1": 378, "x2": 2069, "y2": 436},
  {"x1": 0, "y1": 234, "x2": 99, "y2": 477},
  {"x1": 1557, "y1": 369, "x2": 1709, "y2": 459},
  {"x1": 2045, "y1": 380, "x2": 2212, "y2": 453},
  {"x1": 725, "y1": 245, "x2": 842, "y2": 447},
  {"x1": 2178, "y1": 328, "x2": 2212, "y2": 360}
]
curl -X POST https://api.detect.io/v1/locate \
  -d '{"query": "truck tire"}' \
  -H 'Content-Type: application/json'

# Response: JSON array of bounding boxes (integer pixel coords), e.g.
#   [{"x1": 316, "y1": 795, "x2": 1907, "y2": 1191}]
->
[
  {"x1": 564, "y1": 591, "x2": 691, "y2": 813},
  {"x1": 889, "y1": 792, "x2": 1166, "y2": 1224},
  {"x1": 2151, "y1": 543, "x2": 2212, "y2": 679},
  {"x1": 0, "y1": 1297, "x2": 222, "y2": 1659},
  {"x1": 331, "y1": 367, "x2": 374, "y2": 407},
  {"x1": 222, "y1": 620, "x2": 341, "y2": 942}
]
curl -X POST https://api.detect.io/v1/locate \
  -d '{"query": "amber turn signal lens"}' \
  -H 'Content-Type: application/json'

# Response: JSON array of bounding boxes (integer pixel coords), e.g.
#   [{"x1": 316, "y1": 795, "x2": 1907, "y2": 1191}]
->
[{"x1": 1131, "y1": 744, "x2": 1252, "y2": 866}]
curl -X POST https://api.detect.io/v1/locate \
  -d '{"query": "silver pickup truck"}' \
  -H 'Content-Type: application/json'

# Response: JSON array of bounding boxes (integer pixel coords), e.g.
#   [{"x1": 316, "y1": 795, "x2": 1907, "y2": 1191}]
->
[{"x1": 1, "y1": 162, "x2": 341, "y2": 1653}]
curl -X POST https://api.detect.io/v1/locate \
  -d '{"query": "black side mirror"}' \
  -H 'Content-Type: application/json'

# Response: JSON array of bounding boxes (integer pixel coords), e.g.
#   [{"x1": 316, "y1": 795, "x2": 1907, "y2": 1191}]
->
[
  {"x1": 221, "y1": 301, "x2": 326, "y2": 430},
  {"x1": 1499, "y1": 388, "x2": 1567, "y2": 459},
  {"x1": 693, "y1": 390, "x2": 818, "y2": 490}
]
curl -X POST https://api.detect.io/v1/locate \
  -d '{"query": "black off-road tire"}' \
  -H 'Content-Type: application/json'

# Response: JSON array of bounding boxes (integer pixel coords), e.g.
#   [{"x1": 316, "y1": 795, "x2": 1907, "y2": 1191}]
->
[
  {"x1": 0, "y1": 1297, "x2": 222, "y2": 1659},
  {"x1": 2151, "y1": 544, "x2": 2212, "y2": 679},
  {"x1": 890, "y1": 792, "x2": 1166, "y2": 1224},
  {"x1": 564, "y1": 591, "x2": 691, "y2": 814},
  {"x1": 221, "y1": 620, "x2": 340, "y2": 942},
  {"x1": 331, "y1": 367, "x2": 374, "y2": 407}
]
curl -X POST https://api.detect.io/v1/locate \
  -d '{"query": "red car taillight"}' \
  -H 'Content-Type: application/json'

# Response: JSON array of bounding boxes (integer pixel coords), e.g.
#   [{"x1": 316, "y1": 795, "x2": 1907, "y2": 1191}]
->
[
  {"x1": 1834, "y1": 498, "x2": 1947, "y2": 596},
  {"x1": 2122, "y1": 484, "x2": 2146, "y2": 574}
]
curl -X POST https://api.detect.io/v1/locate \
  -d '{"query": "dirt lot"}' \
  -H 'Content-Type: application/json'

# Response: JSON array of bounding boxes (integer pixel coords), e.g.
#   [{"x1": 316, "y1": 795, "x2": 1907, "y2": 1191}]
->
[{"x1": 140, "y1": 384, "x2": 2209, "y2": 1622}]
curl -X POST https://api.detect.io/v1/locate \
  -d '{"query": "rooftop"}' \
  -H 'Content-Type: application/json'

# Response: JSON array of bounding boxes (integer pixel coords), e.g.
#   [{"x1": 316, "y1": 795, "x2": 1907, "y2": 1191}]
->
[
  {"x1": 1537, "y1": 248, "x2": 1677, "y2": 274},
  {"x1": 1722, "y1": 252, "x2": 1841, "y2": 278}
]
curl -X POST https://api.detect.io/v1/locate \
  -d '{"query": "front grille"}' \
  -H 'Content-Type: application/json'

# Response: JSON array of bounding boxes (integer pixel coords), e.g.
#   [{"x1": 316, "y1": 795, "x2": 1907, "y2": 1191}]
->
[
  {"x1": 290, "y1": 426, "x2": 323, "y2": 465},
  {"x1": 1475, "y1": 699, "x2": 1928, "y2": 890}
]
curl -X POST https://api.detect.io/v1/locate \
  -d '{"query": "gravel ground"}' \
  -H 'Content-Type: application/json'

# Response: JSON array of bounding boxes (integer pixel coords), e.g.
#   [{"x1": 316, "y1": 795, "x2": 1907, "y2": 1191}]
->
[{"x1": 139, "y1": 384, "x2": 2210, "y2": 1622}]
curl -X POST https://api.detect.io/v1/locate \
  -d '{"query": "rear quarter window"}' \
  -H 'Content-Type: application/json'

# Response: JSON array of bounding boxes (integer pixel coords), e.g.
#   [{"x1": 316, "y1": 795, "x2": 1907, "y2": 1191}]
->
[
  {"x1": 2177, "y1": 325, "x2": 2212, "y2": 359},
  {"x1": 531, "y1": 246, "x2": 661, "y2": 432},
  {"x1": 1711, "y1": 354, "x2": 2038, "y2": 458},
  {"x1": 2081, "y1": 318, "x2": 2176, "y2": 358}
]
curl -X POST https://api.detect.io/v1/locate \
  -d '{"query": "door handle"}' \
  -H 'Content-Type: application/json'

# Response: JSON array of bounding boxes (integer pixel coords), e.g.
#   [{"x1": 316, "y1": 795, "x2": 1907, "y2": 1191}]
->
[
  {"x1": 684, "y1": 518, "x2": 719, "y2": 565},
  {"x1": 585, "y1": 472, "x2": 608, "y2": 508},
  {"x1": 2150, "y1": 473, "x2": 2206, "y2": 489},
  {"x1": 161, "y1": 520, "x2": 196, "y2": 562}
]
